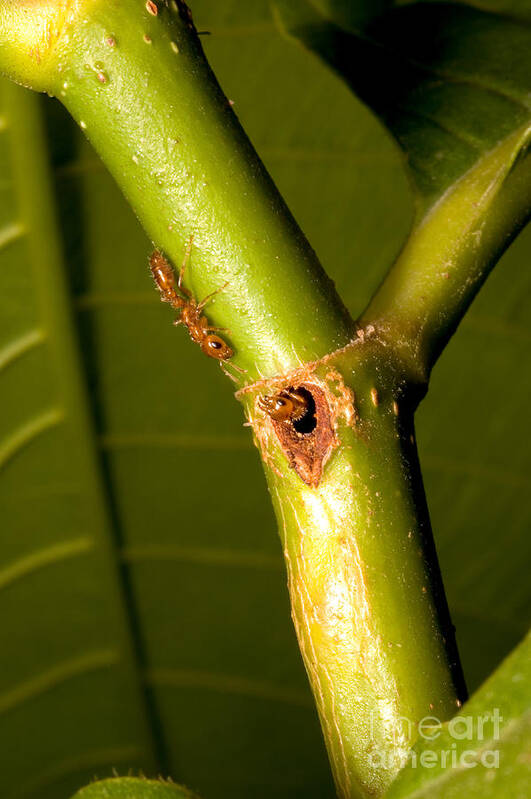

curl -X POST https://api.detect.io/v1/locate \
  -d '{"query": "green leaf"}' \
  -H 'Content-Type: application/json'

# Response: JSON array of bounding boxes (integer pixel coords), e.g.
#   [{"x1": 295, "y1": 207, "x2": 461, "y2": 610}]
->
[
  {"x1": 0, "y1": 81, "x2": 157, "y2": 799},
  {"x1": 297, "y1": 0, "x2": 394, "y2": 29},
  {"x1": 387, "y1": 631, "x2": 531, "y2": 798},
  {"x1": 395, "y1": 1, "x2": 531, "y2": 24},
  {"x1": 71, "y1": 777, "x2": 197, "y2": 799},
  {"x1": 311, "y1": 0, "x2": 531, "y2": 25},
  {"x1": 0, "y1": 1, "x2": 530, "y2": 798},
  {"x1": 273, "y1": 0, "x2": 531, "y2": 212}
]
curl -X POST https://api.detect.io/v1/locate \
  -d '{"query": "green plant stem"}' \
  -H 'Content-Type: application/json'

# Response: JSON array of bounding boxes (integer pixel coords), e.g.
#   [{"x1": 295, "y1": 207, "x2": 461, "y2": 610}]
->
[
  {"x1": 364, "y1": 125, "x2": 531, "y2": 379},
  {"x1": 241, "y1": 340, "x2": 463, "y2": 798},
  {"x1": 0, "y1": 2, "x2": 465, "y2": 797},
  {"x1": 0, "y1": 0, "x2": 354, "y2": 380}
]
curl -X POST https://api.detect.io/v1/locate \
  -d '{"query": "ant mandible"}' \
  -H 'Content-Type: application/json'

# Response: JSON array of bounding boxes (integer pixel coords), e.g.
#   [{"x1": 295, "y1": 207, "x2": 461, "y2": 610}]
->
[{"x1": 150, "y1": 236, "x2": 245, "y2": 380}]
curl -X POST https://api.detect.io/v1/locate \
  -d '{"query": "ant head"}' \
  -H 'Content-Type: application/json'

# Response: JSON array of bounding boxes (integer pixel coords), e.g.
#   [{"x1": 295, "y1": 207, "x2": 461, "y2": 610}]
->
[
  {"x1": 258, "y1": 392, "x2": 295, "y2": 422},
  {"x1": 258, "y1": 388, "x2": 312, "y2": 424},
  {"x1": 202, "y1": 335, "x2": 234, "y2": 361}
]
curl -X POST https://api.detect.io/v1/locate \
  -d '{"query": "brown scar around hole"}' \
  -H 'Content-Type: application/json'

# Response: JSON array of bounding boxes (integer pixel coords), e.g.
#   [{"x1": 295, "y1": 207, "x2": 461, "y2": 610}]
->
[{"x1": 264, "y1": 383, "x2": 337, "y2": 488}]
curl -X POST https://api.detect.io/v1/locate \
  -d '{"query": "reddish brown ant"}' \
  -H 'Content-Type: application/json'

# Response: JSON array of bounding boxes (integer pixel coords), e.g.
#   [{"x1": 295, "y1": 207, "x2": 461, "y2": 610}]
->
[
  {"x1": 258, "y1": 388, "x2": 309, "y2": 423},
  {"x1": 150, "y1": 236, "x2": 244, "y2": 380}
]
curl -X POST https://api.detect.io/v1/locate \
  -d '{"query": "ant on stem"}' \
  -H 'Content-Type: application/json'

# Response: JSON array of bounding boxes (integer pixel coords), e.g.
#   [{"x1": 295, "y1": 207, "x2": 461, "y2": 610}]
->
[{"x1": 150, "y1": 236, "x2": 245, "y2": 381}]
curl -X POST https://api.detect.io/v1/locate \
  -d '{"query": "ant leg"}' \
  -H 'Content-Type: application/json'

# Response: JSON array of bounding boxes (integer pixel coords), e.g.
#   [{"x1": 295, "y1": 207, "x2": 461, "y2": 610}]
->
[
  {"x1": 220, "y1": 361, "x2": 239, "y2": 383},
  {"x1": 222, "y1": 360, "x2": 247, "y2": 376},
  {"x1": 229, "y1": 362, "x2": 247, "y2": 374},
  {"x1": 197, "y1": 281, "x2": 229, "y2": 312},
  {"x1": 177, "y1": 234, "x2": 194, "y2": 296},
  {"x1": 204, "y1": 325, "x2": 231, "y2": 334}
]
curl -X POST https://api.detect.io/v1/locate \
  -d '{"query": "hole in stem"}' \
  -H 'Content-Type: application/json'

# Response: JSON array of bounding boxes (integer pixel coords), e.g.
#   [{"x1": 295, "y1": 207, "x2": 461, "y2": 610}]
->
[
  {"x1": 263, "y1": 382, "x2": 336, "y2": 487},
  {"x1": 290, "y1": 387, "x2": 317, "y2": 434}
]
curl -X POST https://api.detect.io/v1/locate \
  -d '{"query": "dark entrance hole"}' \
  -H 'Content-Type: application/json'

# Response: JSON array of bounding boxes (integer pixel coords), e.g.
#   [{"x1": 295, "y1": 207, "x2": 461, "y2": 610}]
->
[{"x1": 290, "y1": 386, "x2": 317, "y2": 435}]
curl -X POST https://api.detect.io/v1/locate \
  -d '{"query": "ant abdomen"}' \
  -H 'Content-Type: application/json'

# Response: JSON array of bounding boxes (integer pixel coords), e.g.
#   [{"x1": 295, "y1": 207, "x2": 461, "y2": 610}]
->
[{"x1": 150, "y1": 251, "x2": 179, "y2": 303}]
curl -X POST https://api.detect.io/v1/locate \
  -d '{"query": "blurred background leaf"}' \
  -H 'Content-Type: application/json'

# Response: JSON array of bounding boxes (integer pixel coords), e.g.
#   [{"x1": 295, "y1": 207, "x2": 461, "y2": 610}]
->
[
  {"x1": 0, "y1": 1, "x2": 529, "y2": 798},
  {"x1": 396, "y1": 0, "x2": 531, "y2": 22},
  {"x1": 273, "y1": 0, "x2": 531, "y2": 213}
]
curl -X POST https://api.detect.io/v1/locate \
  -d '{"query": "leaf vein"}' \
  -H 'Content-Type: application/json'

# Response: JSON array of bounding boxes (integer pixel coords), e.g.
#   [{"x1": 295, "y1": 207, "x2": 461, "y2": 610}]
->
[
  {"x1": 0, "y1": 650, "x2": 120, "y2": 715},
  {"x1": 148, "y1": 667, "x2": 312, "y2": 708},
  {"x1": 0, "y1": 408, "x2": 64, "y2": 471},
  {"x1": 0, "y1": 537, "x2": 95, "y2": 592},
  {"x1": 392, "y1": 104, "x2": 482, "y2": 153},
  {"x1": 123, "y1": 545, "x2": 281, "y2": 570},
  {"x1": 100, "y1": 433, "x2": 251, "y2": 451},
  {"x1": 0, "y1": 329, "x2": 45, "y2": 373},
  {"x1": 0, "y1": 221, "x2": 24, "y2": 250}
]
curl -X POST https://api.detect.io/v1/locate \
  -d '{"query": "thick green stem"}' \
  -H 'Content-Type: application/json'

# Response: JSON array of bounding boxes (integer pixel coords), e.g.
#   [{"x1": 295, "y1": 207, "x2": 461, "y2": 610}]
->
[
  {"x1": 241, "y1": 341, "x2": 463, "y2": 797},
  {"x1": 0, "y1": 2, "x2": 465, "y2": 797}
]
